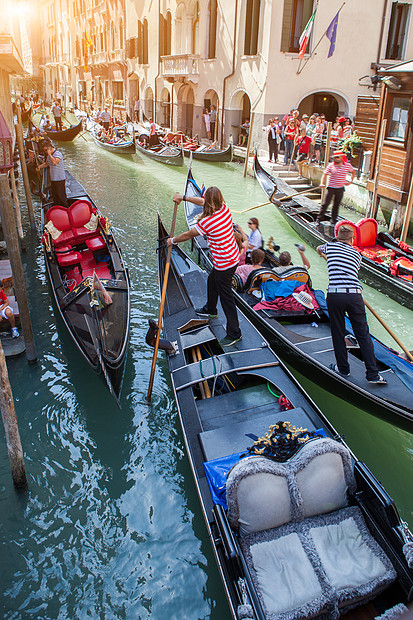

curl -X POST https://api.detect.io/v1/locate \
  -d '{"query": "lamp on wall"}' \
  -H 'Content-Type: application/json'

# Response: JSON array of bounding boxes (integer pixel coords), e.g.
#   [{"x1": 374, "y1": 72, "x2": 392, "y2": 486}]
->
[
  {"x1": 0, "y1": 111, "x2": 13, "y2": 174},
  {"x1": 381, "y1": 75, "x2": 402, "y2": 90}
]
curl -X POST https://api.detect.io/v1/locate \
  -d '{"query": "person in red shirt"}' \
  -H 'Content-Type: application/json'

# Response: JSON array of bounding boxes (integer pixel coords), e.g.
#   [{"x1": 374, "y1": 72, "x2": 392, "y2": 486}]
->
[
  {"x1": 316, "y1": 150, "x2": 356, "y2": 226},
  {"x1": 0, "y1": 287, "x2": 19, "y2": 338},
  {"x1": 167, "y1": 187, "x2": 242, "y2": 346},
  {"x1": 295, "y1": 129, "x2": 313, "y2": 178}
]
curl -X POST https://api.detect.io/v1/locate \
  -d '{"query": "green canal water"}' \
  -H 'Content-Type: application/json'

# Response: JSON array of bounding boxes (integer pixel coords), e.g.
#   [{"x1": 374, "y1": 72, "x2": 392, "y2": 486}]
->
[{"x1": 1, "y1": 140, "x2": 413, "y2": 619}]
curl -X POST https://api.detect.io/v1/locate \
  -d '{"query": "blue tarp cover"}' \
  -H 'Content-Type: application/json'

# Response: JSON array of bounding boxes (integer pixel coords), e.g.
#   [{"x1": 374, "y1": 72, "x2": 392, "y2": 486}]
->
[{"x1": 261, "y1": 279, "x2": 301, "y2": 301}]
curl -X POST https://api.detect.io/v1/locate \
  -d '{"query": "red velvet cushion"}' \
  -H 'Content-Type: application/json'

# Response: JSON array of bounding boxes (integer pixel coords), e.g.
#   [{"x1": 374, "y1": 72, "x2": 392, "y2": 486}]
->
[
  {"x1": 86, "y1": 236, "x2": 106, "y2": 251},
  {"x1": 53, "y1": 230, "x2": 75, "y2": 247},
  {"x1": 57, "y1": 251, "x2": 81, "y2": 267},
  {"x1": 69, "y1": 200, "x2": 94, "y2": 228},
  {"x1": 46, "y1": 206, "x2": 72, "y2": 231},
  {"x1": 73, "y1": 227, "x2": 100, "y2": 241},
  {"x1": 334, "y1": 220, "x2": 359, "y2": 247},
  {"x1": 357, "y1": 218, "x2": 378, "y2": 249}
]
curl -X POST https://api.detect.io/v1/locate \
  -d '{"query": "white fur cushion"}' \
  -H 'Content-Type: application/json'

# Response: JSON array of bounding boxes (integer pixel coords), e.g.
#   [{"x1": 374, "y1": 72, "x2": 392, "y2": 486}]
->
[
  {"x1": 297, "y1": 452, "x2": 348, "y2": 518},
  {"x1": 250, "y1": 532, "x2": 323, "y2": 616},
  {"x1": 310, "y1": 514, "x2": 391, "y2": 595},
  {"x1": 237, "y1": 473, "x2": 291, "y2": 535}
]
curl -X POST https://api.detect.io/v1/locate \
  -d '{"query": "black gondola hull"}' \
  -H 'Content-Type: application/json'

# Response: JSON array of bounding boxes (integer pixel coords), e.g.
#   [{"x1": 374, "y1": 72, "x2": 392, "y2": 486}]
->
[
  {"x1": 45, "y1": 120, "x2": 83, "y2": 141},
  {"x1": 254, "y1": 153, "x2": 413, "y2": 310}
]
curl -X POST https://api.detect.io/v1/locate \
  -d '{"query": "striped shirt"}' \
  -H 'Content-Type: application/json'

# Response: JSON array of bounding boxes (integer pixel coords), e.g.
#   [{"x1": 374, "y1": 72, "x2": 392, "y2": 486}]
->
[
  {"x1": 324, "y1": 161, "x2": 355, "y2": 188},
  {"x1": 195, "y1": 203, "x2": 240, "y2": 270},
  {"x1": 320, "y1": 241, "x2": 362, "y2": 291}
]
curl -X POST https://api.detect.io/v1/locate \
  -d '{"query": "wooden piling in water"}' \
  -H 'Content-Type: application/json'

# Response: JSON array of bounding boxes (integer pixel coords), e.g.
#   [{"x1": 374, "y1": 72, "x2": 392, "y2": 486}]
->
[
  {"x1": 0, "y1": 340, "x2": 27, "y2": 489},
  {"x1": 15, "y1": 104, "x2": 36, "y2": 232},
  {"x1": 0, "y1": 174, "x2": 37, "y2": 363},
  {"x1": 9, "y1": 169, "x2": 24, "y2": 240}
]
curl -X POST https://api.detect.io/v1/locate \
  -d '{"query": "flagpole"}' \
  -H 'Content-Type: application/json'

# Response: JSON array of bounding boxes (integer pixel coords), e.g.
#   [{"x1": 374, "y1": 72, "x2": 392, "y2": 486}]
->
[{"x1": 296, "y1": 2, "x2": 346, "y2": 75}]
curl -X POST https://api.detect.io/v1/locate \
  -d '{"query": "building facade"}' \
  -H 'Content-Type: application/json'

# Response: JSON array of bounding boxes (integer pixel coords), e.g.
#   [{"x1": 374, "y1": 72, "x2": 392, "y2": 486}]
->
[{"x1": 123, "y1": 0, "x2": 413, "y2": 150}]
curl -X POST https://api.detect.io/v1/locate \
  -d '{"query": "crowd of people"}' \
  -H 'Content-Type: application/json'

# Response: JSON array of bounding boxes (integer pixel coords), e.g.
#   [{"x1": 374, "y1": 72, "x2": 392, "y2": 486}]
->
[{"x1": 264, "y1": 109, "x2": 355, "y2": 168}]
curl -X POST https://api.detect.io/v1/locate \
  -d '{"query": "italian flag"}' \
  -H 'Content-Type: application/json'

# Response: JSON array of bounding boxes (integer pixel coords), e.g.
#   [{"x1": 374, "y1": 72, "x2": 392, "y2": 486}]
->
[{"x1": 299, "y1": 10, "x2": 317, "y2": 60}]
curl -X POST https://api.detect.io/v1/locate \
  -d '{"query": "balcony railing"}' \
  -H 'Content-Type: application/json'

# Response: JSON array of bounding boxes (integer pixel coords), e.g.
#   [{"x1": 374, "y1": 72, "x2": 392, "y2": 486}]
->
[
  {"x1": 90, "y1": 51, "x2": 109, "y2": 65},
  {"x1": 161, "y1": 54, "x2": 200, "y2": 80}
]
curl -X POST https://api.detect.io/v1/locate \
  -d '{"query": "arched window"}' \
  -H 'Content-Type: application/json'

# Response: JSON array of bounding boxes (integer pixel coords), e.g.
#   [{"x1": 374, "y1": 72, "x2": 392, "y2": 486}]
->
[
  {"x1": 244, "y1": 0, "x2": 260, "y2": 55},
  {"x1": 208, "y1": 0, "x2": 217, "y2": 59},
  {"x1": 165, "y1": 12, "x2": 172, "y2": 55},
  {"x1": 143, "y1": 19, "x2": 148, "y2": 64},
  {"x1": 111, "y1": 21, "x2": 115, "y2": 50},
  {"x1": 192, "y1": 3, "x2": 199, "y2": 54},
  {"x1": 119, "y1": 17, "x2": 124, "y2": 49},
  {"x1": 159, "y1": 13, "x2": 165, "y2": 58}
]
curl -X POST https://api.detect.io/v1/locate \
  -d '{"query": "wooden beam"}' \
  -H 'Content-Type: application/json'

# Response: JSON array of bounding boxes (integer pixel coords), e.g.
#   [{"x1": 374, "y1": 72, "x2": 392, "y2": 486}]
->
[
  {"x1": 400, "y1": 171, "x2": 413, "y2": 242},
  {"x1": 367, "y1": 119, "x2": 387, "y2": 219},
  {"x1": 243, "y1": 112, "x2": 255, "y2": 178}
]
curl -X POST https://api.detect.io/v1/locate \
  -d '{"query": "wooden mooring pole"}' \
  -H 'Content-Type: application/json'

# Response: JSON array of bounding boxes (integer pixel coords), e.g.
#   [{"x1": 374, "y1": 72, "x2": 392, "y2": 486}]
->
[
  {"x1": 0, "y1": 174, "x2": 37, "y2": 363},
  {"x1": 9, "y1": 169, "x2": 24, "y2": 240},
  {"x1": 0, "y1": 340, "x2": 27, "y2": 489},
  {"x1": 15, "y1": 104, "x2": 36, "y2": 232},
  {"x1": 243, "y1": 112, "x2": 255, "y2": 178}
]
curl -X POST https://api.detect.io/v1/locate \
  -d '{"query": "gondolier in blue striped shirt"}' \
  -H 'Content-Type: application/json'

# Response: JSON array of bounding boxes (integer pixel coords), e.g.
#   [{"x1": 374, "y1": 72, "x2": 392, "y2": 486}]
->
[{"x1": 317, "y1": 225, "x2": 387, "y2": 385}]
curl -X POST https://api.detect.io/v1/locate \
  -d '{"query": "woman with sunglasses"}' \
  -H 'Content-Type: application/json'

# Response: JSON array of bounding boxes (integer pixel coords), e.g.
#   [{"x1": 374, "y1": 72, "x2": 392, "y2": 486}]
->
[
  {"x1": 246, "y1": 217, "x2": 263, "y2": 262},
  {"x1": 316, "y1": 150, "x2": 356, "y2": 227}
]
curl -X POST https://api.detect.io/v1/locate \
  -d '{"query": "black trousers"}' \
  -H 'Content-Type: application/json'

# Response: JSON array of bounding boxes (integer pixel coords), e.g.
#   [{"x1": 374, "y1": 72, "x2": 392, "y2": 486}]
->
[
  {"x1": 206, "y1": 265, "x2": 241, "y2": 339},
  {"x1": 326, "y1": 292, "x2": 378, "y2": 380},
  {"x1": 317, "y1": 187, "x2": 345, "y2": 223},
  {"x1": 268, "y1": 138, "x2": 278, "y2": 162},
  {"x1": 51, "y1": 179, "x2": 68, "y2": 207},
  {"x1": 210, "y1": 122, "x2": 216, "y2": 139},
  {"x1": 54, "y1": 116, "x2": 63, "y2": 131}
]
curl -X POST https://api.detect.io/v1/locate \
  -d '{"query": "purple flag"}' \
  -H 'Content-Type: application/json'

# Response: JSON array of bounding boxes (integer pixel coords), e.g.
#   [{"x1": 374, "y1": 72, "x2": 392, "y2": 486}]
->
[{"x1": 326, "y1": 11, "x2": 339, "y2": 58}]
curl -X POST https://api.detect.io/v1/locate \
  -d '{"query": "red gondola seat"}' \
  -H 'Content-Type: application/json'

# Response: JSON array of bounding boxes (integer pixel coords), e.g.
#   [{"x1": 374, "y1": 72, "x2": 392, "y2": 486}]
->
[{"x1": 334, "y1": 220, "x2": 358, "y2": 246}]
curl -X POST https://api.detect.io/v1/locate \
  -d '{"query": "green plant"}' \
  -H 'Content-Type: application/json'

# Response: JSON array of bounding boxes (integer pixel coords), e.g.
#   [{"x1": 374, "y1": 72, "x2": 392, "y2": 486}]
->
[{"x1": 341, "y1": 131, "x2": 363, "y2": 157}]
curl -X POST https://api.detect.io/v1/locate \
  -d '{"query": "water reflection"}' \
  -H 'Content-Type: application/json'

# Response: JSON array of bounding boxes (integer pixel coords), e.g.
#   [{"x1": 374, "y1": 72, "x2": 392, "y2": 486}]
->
[{"x1": 0, "y1": 140, "x2": 411, "y2": 619}]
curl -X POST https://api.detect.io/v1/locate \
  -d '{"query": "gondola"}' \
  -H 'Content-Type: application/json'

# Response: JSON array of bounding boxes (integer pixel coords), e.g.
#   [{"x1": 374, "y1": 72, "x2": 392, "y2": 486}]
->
[
  {"x1": 155, "y1": 213, "x2": 413, "y2": 620},
  {"x1": 135, "y1": 141, "x2": 184, "y2": 165},
  {"x1": 90, "y1": 128, "x2": 136, "y2": 154},
  {"x1": 183, "y1": 168, "x2": 413, "y2": 428},
  {"x1": 254, "y1": 153, "x2": 413, "y2": 310},
  {"x1": 41, "y1": 170, "x2": 130, "y2": 402},
  {"x1": 182, "y1": 143, "x2": 233, "y2": 162},
  {"x1": 44, "y1": 120, "x2": 83, "y2": 142}
]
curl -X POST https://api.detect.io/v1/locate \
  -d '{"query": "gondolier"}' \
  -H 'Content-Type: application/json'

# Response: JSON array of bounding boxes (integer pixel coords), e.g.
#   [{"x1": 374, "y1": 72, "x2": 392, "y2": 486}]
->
[
  {"x1": 317, "y1": 225, "x2": 386, "y2": 384},
  {"x1": 51, "y1": 101, "x2": 63, "y2": 132},
  {"x1": 167, "y1": 187, "x2": 242, "y2": 346},
  {"x1": 316, "y1": 150, "x2": 356, "y2": 226},
  {"x1": 100, "y1": 108, "x2": 111, "y2": 131},
  {"x1": 37, "y1": 140, "x2": 68, "y2": 207}
]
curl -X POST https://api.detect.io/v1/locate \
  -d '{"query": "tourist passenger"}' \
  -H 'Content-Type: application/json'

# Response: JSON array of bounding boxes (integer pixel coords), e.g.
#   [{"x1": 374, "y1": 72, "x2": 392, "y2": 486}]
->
[
  {"x1": 295, "y1": 128, "x2": 313, "y2": 178},
  {"x1": 284, "y1": 117, "x2": 298, "y2": 165},
  {"x1": 317, "y1": 226, "x2": 386, "y2": 384},
  {"x1": 246, "y1": 217, "x2": 263, "y2": 260},
  {"x1": 235, "y1": 248, "x2": 265, "y2": 285},
  {"x1": 316, "y1": 150, "x2": 356, "y2": 226},
  {"x1": 37, "y1": 140, "x2": 68, "y2": 207},
  {"x1": 273, "y1": 244, "x2": 310, "y2": 275},
  {"x1": 0, "y1": 287, "x2": 19, "y2": 338},
  {"x1": 267, "y1": 119, "x2": 280, "y2": 163},
  {"x1": 167, "y1": 187, "x2": 242, "y2": 347}
]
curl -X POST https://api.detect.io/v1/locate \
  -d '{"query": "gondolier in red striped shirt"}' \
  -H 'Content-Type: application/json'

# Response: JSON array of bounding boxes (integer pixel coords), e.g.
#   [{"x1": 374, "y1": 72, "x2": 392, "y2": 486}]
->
[
  {"x1": 167, "y1": 187, "x2": 242, "y2": 347},
  {"x1": 316, "y1": 150, "x2": 356, "y2": 226}
]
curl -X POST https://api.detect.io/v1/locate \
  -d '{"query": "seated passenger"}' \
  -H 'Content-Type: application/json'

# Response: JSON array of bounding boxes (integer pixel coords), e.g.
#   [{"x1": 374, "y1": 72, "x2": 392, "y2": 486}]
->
[
  {"x1": 235, "y1": 248, "x2": 265, "y2": 285},
  {"x1": 246, "y1": 217, "x2": 263, "y2": 262},
  {"x1": 0, "y1": 287, "x2": 19, "y2": 338},
  {"x1": 273, "y1": 244, "x2": 310, "y2": 275}
]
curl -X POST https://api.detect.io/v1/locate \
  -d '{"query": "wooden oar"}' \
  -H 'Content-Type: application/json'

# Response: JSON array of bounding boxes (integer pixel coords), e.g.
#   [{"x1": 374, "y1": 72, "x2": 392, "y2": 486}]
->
[
  {"x1": 147, "y1": 201, "x2": 179, "y2": 402},
  {"x1": 364, "y1": 299, "x2": 413, "y2": 362},
  {"x1": 232, "y1": 186, "x2": 319, "y2": 215}
]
